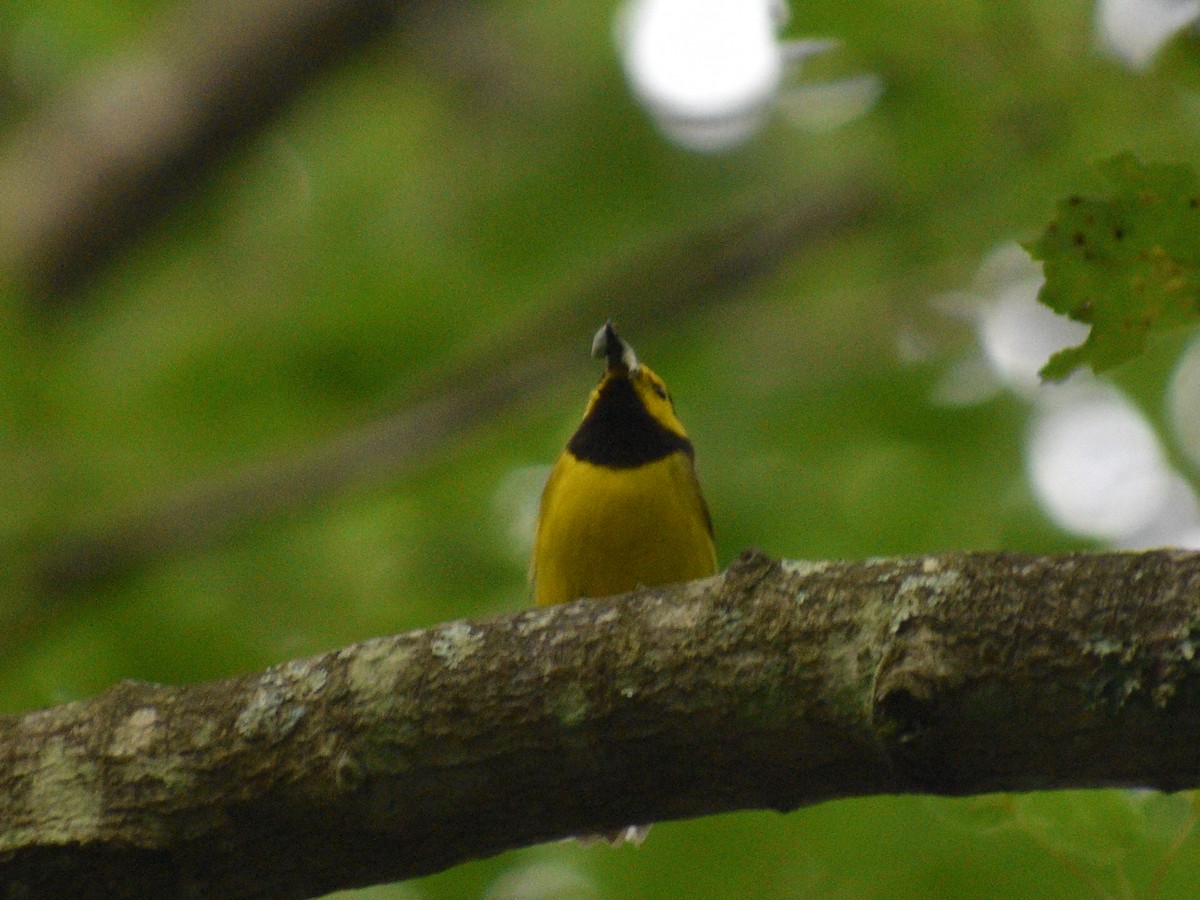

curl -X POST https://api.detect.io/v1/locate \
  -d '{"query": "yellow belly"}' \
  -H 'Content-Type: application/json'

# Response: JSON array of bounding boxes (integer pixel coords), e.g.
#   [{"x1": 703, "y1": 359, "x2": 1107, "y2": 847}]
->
[{"x1": 532, "y1": 451, "x2": 717, "y2": 607}]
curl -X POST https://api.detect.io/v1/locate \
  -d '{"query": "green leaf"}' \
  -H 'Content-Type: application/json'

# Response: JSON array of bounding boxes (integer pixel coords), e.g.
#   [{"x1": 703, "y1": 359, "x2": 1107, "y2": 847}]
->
[{"x1": 1025, "y1": 153, "x2": 1200, "y2": 380}]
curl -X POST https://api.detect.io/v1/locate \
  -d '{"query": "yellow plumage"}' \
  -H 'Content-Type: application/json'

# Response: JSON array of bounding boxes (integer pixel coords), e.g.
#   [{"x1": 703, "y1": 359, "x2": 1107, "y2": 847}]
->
[{"x1": 532, "y1": 322, "x2": 717, "y2": 607}]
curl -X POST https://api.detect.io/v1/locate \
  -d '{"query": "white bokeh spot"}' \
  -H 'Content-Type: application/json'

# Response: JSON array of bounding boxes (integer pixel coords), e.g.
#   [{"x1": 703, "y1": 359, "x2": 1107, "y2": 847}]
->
[
  {"x1": 933, "y1": 242, "x2": 1200, "y2": 549},
  {"x1": 978, "y1": 286, "x2": 1088, "y2": 397},
  {"x1": 1027, "y1": 385, "x2": 1175, "y2": 541},
  {"x1": 932, "y1": 242, "x2": 1088, "y2": 402},
  {"x1": 616, "y1": 0, "x2": 878, "y2": 151},
  {"x1": 1169, "y1": 332, "x2": 1200, "y2": 469},
  {"x1": 1095, "y1": 0, "x2": 1200, "y2": 69},
  {"x1": 620, "y1": 0, "x2": 783, "y2": 120},
  {"x1": 492, "y1": 464, "x2": 551, "y2": 564}
]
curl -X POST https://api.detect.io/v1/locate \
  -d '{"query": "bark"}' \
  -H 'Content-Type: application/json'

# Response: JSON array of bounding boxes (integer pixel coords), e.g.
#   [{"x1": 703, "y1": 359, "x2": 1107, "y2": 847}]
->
[{"x1": 6, "y1": 548, "x2": 1198, "y2": 899}]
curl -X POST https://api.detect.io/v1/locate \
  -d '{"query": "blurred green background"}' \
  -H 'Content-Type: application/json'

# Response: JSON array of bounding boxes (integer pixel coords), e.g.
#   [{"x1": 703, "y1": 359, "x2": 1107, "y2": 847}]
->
[{"x1": 3, "y1": 0, "x2": 1200, "y2": 897}]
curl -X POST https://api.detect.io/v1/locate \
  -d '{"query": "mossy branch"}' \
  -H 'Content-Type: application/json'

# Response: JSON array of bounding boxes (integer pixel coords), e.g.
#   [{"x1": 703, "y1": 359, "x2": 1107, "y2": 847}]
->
[{"x1": 4, "y1": 549, "x2": 1200, "y2": 898}]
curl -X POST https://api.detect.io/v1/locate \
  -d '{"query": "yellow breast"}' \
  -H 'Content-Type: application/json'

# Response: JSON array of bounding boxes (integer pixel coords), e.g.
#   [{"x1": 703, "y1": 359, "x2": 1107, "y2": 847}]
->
[{"x1": 532, "y1": 448, "x2": 717, "y2": 607}]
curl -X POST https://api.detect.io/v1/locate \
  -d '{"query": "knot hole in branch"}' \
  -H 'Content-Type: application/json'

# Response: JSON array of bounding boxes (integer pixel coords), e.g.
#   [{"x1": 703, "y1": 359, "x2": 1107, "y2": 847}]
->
[{"x1": 871, "y1": 623, "x2": 960, "y2": 789}]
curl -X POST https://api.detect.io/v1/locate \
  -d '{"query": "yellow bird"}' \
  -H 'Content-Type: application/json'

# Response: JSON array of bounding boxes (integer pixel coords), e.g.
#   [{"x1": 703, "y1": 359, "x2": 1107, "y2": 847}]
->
[{"x1": 532, "y1": 321, "x2": 717, "y2": 607}]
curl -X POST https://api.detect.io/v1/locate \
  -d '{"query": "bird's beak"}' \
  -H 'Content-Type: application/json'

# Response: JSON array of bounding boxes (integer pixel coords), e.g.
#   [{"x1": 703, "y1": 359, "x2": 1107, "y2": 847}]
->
[{"x1": 592, "y1": 320, "x2": 639, "y2": 372}]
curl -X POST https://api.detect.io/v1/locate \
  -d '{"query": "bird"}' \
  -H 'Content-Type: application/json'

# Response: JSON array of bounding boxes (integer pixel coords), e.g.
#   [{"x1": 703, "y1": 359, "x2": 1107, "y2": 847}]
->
[{"x1": 532, "y1": 321, "x2": 717, "y2": 608}]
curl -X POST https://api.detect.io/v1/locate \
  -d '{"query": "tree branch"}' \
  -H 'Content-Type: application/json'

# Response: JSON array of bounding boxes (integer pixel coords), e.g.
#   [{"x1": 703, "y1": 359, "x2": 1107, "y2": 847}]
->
[{"x1": 9, "y1": 548, "x2": 1194, "y2": 898}]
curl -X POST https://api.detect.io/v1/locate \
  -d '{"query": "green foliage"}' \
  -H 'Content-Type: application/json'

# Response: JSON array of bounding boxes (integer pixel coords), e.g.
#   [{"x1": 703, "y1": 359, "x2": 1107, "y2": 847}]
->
[
  {"x1": 1028, "y1": 154, "x2": 1200, "y2": 380},
  {"x1": 4, "y1": 0, "x2": 1200, "y2": 897}
]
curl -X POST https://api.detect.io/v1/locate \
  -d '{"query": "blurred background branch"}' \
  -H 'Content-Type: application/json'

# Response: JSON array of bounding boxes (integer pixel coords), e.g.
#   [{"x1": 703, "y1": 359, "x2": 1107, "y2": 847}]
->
[
  {"x1": 25, "y1": 177, "x2": 879, "y2": 601},
  {"x1": 0, "y1": 0, "x2": 403, "y2": 303}
]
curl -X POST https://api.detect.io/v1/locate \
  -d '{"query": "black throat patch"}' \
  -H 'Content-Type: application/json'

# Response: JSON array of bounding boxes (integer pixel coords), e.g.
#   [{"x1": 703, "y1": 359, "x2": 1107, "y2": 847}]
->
[{"x1": 567, "y1": 375, "x2": 694, "y2": 468}]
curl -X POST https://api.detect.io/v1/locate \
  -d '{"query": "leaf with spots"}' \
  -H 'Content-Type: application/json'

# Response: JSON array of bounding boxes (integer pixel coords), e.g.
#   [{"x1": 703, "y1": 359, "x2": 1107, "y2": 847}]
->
[{"x1": 1025, "y1": 154, "x2": 1200, "y2": 380}]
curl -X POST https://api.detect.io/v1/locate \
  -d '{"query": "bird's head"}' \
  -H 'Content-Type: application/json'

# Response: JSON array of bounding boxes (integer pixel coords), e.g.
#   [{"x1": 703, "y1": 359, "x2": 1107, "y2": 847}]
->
[{"x1": 584, "y1": 320, "x2": 688, "y2": 441}]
